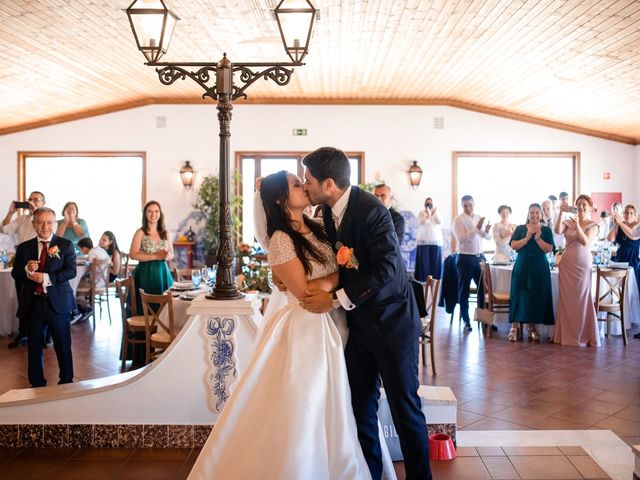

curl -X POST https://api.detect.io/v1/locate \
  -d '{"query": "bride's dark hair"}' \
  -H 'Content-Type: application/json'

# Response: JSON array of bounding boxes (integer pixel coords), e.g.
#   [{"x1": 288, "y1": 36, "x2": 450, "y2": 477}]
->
[{"x1": 260, "y1": 171, "x2": 329, "y2": 275}]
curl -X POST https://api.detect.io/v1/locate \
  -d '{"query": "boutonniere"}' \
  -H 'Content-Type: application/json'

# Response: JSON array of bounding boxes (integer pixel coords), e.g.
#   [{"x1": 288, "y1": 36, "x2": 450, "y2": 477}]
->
[
  {"x1": 47, "y1": 245, "x2": 60, "y2": 259},
  {"x1": 336, "y1": 242, "x2": 359, "y2": 270}
]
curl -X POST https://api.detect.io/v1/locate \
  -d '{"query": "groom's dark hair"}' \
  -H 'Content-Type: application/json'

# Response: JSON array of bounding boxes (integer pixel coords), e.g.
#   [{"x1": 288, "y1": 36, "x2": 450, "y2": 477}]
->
[
  {"x1": 302, "y1": 147, "x2": 351, "y2": 189},
  {"x1": 260, "y1": 171, "x2": 328, "y2": 275}
]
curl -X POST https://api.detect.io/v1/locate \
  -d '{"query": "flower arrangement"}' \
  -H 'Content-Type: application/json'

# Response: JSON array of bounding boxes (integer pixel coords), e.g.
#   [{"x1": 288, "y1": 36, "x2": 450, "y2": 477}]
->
[{"x1": 237, "y1": 242, "x2": 271, "y2": 293}]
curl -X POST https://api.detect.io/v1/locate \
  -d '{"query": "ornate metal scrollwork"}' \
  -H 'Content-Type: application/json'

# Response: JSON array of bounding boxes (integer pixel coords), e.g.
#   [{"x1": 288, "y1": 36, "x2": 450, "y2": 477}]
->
[
  {"x1": 156, "y1": 65, "x2": 218, "y2": 100},
  {"x1": 231, "y1": 65, "x2": 295, "y2": 100}
]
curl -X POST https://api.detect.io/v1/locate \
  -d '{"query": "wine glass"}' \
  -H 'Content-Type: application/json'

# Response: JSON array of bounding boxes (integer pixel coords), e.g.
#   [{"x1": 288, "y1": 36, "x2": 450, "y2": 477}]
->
[
  {"x1": 201, "y1": 267, "x2": 210, "y2": 286},
  {"x1": 191, "y1": 269, "x2": 202, "y2": 289}
]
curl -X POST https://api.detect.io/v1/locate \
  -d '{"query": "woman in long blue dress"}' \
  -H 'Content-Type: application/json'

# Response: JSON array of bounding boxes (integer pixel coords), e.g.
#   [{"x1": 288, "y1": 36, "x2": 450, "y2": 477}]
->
[
  {"x1": 508, "y1": 203, "x2": 555, "y2": 342},
  {"x1": 608, "y1": 204, "x2": 640, "y2": 295},
  {"x1": 129, "y1": 200, "x2": 174, "y2": 314}
]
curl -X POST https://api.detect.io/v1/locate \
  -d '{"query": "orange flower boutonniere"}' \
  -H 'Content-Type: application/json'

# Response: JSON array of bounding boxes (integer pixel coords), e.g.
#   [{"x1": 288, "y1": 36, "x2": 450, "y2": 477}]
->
[
  {"x1": 47, "y1": 245, "x2": 60, "y2": 259},
  {"x1": 336, "y1": 242, "x2": 359, "y2": 270}
]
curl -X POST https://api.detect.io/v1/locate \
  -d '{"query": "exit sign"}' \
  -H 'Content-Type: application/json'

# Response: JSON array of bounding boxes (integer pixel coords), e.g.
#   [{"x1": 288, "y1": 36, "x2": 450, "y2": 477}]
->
[{"x1": 292, "y1": 128, "x2": 308, "y2": 136}]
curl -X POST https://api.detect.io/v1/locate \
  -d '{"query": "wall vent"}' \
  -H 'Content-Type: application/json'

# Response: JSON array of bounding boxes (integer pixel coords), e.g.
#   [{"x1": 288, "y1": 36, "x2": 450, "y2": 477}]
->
[{"x1": 433, "y1": 117, "x2": 444, "y2": 129}]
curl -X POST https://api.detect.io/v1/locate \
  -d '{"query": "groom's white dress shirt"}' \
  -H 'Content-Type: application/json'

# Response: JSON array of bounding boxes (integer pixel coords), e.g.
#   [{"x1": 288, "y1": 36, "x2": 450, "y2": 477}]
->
[{"x1": 331, "y1": 187, "x2": 356, "y2": 311}]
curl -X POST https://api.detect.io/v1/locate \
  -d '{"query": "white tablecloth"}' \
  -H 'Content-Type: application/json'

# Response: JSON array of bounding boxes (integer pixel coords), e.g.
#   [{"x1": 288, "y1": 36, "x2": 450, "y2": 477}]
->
[
  {"x1": 488, "y1": 264, "x2": 639, "y2": 335},
  {"x1": 0, "y1": 265, "x2": 89, "y2": 336}
]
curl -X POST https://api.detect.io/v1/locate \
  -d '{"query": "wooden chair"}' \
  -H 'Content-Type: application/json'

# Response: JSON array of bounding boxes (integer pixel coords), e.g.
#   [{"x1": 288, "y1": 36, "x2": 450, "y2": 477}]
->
[
  {"x1": 420, "y1": 275, "x2": 441, "y2": 375},
  {"x1": 115, "y1": 277, "x2": 149, "y2": 369},
  {"x1": 139, "y1": 290, "x2": 177, "y2": 364},
  {"x1": 174, "y1": 268, "x2": 193, "y2": 281},
  {"x1": 479, "y1": 262, "x2": 510, "y2": 337},
  {"x1": 594, "y1": 267, "x2": 628, "y2": 346},
  {"x1": 75, "y1": 258, "x2": 112, "y2": 328}
]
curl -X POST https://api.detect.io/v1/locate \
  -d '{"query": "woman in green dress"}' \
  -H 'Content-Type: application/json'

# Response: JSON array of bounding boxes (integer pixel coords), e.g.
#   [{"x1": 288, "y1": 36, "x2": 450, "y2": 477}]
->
[
  {"x1": 129, "y1": 200, "x2": 174, "y2": 314},
  {"x1": 508, "y1": 203, "x2": 555, "y2": 342}
]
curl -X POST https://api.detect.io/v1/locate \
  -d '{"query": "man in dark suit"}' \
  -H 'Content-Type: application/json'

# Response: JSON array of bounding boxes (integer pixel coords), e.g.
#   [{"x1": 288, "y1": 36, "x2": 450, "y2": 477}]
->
[
  {"x1": 300, "y1": 147, "x2": 430, "y2": 480},
  {"x1": 11, "y1": 207, "x2": 76, "y2": 388},
  {"x1": 373, "y1": 183, "x2": 405, "y2": 244}
]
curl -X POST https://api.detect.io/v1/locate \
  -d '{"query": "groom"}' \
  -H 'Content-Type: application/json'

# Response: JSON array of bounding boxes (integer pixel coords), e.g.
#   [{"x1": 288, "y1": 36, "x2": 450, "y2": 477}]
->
[{"x1": 300, "y1": 147, "x2": 431, "y2": 480}]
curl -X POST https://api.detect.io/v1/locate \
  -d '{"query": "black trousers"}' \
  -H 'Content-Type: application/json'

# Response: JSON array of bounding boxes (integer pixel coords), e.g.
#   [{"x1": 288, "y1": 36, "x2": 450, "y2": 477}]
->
[
  {"x1": 456, "y1": 253, "x2": 484, "y2": 322},
  {"x1": 27, "y1": 295, "x2": 74, "y2": 387},
  {"x1": 345, "y1": 333, "x2": 431, "y2": 480},
  {"x1": 13, "y1": 278, "x2": 28, "y2": 339}
]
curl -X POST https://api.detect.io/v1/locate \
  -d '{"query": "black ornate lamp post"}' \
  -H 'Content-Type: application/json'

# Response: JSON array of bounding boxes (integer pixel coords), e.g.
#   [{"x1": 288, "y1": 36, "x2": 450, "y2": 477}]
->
[{"x1": 126, "y1": 0, "x2": 317, "y2": 300}]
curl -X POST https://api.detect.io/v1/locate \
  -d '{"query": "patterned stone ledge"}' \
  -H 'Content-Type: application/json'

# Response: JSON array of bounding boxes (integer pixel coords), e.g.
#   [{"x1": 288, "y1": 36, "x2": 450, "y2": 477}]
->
[{"x1": 0, "y1": 422, "x2": 456, "y2": 449}]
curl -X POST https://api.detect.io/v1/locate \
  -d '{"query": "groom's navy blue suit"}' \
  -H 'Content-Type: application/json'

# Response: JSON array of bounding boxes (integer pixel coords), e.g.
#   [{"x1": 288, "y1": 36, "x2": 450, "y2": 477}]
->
[
  {"x1": 323, "y1": 186, "x2": 431, "y2": 480},
  {"x1": 12, "y1": 235, "x2": 76, "y2": 387}
]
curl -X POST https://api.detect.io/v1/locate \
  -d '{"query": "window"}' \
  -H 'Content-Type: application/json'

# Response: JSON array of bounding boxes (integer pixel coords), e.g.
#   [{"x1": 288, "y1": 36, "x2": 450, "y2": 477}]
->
[
  {"x1": 19, "y1": 152, "x2": 146, "y2": 250},
  {"x1": 235, "y1": 152, "x2": 364, "y2": 244},
  {"x1": 452, "y1": 151, "x2": 579, "y2": 249}
]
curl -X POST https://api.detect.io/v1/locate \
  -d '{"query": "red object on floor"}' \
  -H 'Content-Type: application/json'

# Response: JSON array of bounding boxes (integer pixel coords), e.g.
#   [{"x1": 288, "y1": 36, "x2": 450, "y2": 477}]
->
[{"x1": 429, "y1": 433, "x2": 457, "y2": 461}]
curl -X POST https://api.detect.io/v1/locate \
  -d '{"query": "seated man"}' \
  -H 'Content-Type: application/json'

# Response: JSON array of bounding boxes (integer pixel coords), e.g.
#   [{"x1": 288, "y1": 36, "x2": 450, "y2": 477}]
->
[{"x1": 76, "y1": 237, "x2": 110, "y2": 316}]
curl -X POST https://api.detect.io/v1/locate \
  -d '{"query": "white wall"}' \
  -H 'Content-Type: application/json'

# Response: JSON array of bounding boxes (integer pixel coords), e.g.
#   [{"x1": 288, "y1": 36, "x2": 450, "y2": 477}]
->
[{"x1": 0, "y1": 104, "x2": 637, "y2": 239}]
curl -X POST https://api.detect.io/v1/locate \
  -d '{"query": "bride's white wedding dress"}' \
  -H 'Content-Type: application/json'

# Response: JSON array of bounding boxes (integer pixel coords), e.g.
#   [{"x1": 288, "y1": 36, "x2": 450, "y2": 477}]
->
[{"x1": 188, "y1": 229, "x2": 379, "y2": 480}]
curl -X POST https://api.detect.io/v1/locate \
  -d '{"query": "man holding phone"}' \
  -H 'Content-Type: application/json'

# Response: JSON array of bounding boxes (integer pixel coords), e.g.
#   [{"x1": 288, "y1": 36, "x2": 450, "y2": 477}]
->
[{"x1": 1, "y1": 191, "x2": 46, "y2": 348}]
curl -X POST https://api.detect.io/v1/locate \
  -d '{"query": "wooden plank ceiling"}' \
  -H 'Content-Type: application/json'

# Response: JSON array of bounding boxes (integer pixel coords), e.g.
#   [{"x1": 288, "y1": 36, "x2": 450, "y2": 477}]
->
[{"x1": 1, "y1": 0, "x2": 640, "y2": 143}]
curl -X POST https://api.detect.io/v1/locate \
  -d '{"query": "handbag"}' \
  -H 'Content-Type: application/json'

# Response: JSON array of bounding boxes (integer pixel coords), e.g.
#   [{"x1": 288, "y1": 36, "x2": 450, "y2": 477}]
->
[{"x1": 473, "y1": 307, "x2": 494, "y2": 326}]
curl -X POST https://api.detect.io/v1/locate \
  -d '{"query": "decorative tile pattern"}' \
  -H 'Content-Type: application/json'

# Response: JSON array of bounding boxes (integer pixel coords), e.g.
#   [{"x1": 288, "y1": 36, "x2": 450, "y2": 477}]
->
[
  {"x1": 118, "y1": 425, "x2": 143, "y2": 448},
  {"x1": 69, "y1": 424, "x2": 94, "y2": 448},
  {"x1": 193, "y1": 425, "x2": 213, "y2": 448},
  {"x1": 18, "y1": 424, "x2": 43, "y2": 447},
  {"x1": 143, "y1": 425, "x2": 168, "y2": 448},
  {"x1": 205, "y1": 316, "x2": 238, "y2": 413},
  {"x1": 0, "y1": 424, "x2": 16, "y2": 447},
  {"x1": 94, "y1": 425, "x2": 119, "y2": 448},
  {"x1": 168, "y1": 425, "x2": 193, "y2": 448},
  {"x1": 428, "y1": 423, "x2": 457, "y2": 445},
  {"x1": 43, "y1": 425, "x2": 69, "y2": 448}
]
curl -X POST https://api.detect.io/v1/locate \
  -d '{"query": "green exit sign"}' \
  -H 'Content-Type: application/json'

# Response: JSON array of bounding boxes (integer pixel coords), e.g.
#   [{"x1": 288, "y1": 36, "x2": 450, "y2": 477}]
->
[{"x1": 293, "y1": 128, "x2": 308, "y2": 136}]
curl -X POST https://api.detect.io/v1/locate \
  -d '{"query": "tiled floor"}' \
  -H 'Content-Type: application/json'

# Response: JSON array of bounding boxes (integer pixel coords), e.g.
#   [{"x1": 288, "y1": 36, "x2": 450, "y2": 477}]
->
[{"x1": 1, "y1": 298, "x2": 639, "y2": 478}]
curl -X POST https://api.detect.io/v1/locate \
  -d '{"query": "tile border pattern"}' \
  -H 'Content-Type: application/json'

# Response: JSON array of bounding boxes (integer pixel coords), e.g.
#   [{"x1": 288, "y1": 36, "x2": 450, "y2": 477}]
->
[{"x1": 0, "y1": 423, "x2": 455, "y2": 449}]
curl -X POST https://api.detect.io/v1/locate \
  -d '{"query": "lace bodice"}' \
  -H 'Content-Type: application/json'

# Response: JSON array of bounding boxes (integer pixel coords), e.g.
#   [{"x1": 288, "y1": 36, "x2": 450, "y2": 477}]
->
[
  {"x1": 140, "y1": 233, "x2": 169, "y2": 254},
  {"x1": 268, "y1": 228, "x2": 337, "y2": 280}
]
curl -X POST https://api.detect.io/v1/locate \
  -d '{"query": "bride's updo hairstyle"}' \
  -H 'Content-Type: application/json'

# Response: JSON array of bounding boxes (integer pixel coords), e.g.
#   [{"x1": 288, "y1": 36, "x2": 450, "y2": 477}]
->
[{"x1": 261, "y1": 170, "x2": 328, "y2": 275}]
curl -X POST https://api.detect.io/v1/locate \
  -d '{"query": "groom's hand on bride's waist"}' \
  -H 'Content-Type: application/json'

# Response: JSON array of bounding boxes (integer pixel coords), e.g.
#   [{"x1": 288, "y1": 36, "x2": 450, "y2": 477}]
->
[{"x1": 299, "y1": 289, "x2": 333, "y2": 313}]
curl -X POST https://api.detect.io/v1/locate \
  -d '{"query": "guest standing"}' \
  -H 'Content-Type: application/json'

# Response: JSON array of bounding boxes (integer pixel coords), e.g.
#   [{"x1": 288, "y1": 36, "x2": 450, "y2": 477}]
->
[
  {"x1": 553, "y1": 195, "x2": 600, "y2": 347},
  {"x1": 129, "y1": 201, "x2": 174, "y2": 314},
  {"x1": 373, "y1": 184, "x2": 405, "y2": 243},
  {"x1": 508, "y1": 204, "x2": 555, "y2": 342},
  {"x1": 99, "y1": 231, "x2": 122, "y2": 282},
  {"x1": 492, "y1": 205, "x2": 515, "y2": 259},
  {"x1": 11, "y1": 207, "x2": 76, "y2": 387},
  {"x1": 414, "y1": 197, "x2": 443, "y2": 281},
  {"x1": 2, "y1": 191, "x2": 46, "y2": 348},
  {"x1": 541, "y1": 199, "x2": 554, "y2": 229},
  {"x1": 56, "y1": 202, "x2": 90, "y2": 247},
  {"x1": 608, "y1": 204, "x2": 639, "y2": 294},
  {"x1": 452, "y1": 195, "x2": 491, "y2": 332}
]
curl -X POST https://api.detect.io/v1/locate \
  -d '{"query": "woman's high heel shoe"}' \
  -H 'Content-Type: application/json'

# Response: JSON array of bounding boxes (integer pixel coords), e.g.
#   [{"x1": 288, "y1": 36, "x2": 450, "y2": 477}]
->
[
  {"x1": 508, "y1": 327, "x2": 518, "y2": 342},
  {"x1": 528, "y1": 327, "x2": 540, "y2": 342}
]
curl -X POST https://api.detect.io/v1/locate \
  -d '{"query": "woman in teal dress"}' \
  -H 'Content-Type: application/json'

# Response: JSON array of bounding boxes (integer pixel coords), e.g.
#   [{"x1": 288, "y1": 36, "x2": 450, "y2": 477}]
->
[
  {"x1": 129, "y1": 200, "x2": 174, "y2": 314},
  {"x1": 56, "y1": 201, "x2": 90, "y2": 247},
  {"x1": 508, "y1": 203, "x2": 555, "y2": 342}
]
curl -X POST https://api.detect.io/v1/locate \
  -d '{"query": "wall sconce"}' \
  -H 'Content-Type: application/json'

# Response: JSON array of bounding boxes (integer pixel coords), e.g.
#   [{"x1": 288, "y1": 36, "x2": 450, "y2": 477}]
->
[
  {"x1": 408, "y1": 160, "x2": 423, "y2": 189},
  {"x1": 180, "y1": 160, "x2": 195, "y2": 189}
]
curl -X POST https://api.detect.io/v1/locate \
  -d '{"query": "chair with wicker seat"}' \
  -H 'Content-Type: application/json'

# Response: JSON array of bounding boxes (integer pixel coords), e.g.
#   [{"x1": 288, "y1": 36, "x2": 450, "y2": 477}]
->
[
  {"x1": 419, "y1": 275, "x2": 441, "y2": 375},
  {"x1": 478, "y1": 262, "x2": 510, "y2": 337},
  {"x1": 139, "y1": 290, "x2": 177, "y2": 364},
  {"x1": 115, "y1": 276, "x2": 150, "y2": 369},
  {"x1": 75, "y1": 258, "x2": 112, "y2": 328},
  {"x1": 594, "y1": 267, "x2": 628, "y2": 346}
]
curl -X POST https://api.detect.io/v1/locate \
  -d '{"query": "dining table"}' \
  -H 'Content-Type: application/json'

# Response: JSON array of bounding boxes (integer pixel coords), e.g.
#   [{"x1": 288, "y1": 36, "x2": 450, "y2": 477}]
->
[
  {"x1": 486, "y1": 263, "x2": 639, "y2": 336},
  {"x1": 0, "y1": 263, "x2": 89, "y2": 336}
]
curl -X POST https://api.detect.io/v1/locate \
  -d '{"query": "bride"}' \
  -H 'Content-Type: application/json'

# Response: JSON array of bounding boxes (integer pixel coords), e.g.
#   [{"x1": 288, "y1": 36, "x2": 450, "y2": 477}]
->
[{"x1": 188, "y1": 171, "x2": 395, "y2": 480}]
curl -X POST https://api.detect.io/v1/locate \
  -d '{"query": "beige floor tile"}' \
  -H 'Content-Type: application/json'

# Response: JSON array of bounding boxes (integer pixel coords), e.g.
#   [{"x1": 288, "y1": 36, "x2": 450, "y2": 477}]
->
[
  {"x1": 567, "y1": 455, "x2": 610, "y2": 479},
  {"x1": 482, "y1": 456, "x2": 521, "y2": 479},
  {"x1": 510, "y1": 455, "x2": 582, "y2": 479},
  {"x1": 430, "y1": 456, "x2": 491, "y2": 480}
]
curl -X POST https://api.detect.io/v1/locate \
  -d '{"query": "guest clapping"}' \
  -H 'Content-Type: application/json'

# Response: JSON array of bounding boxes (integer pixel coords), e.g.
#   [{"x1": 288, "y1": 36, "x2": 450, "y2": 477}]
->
[
  {"x1": 56, "y1": 202, "x2": 89, "y2": 246},
  {"x1": 492, "y1": 205, "x2": 515, "y2": 260},
  {"x1": 129, "y1": 201, "x2": 174, "y2": 314},
  {"x1": 99, "y1": 231, "x2": 122, "y2": 282},
  {"x1": 608, "y1": 204, "x2": 639, "y2": 296},
  {"x1": 414, "y1": 197, "x2": 443, "y2": 281},
  {"x1": 553, "y1": 195, "x2": 600, "y2": 347},
  {"x1": 508, "y1": 204, "x2": 554, "y2": 342}
]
